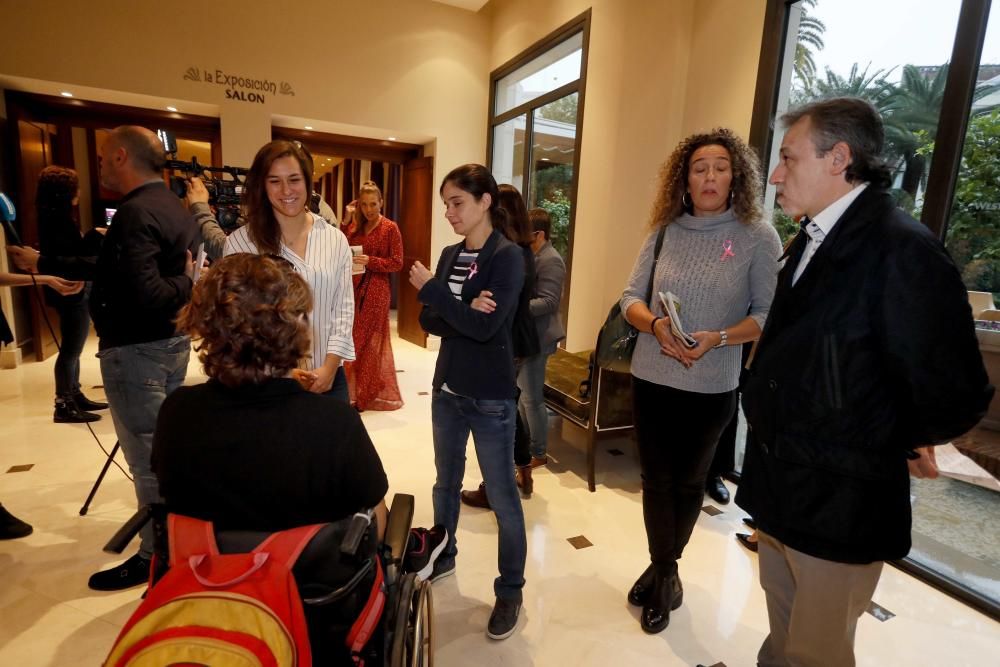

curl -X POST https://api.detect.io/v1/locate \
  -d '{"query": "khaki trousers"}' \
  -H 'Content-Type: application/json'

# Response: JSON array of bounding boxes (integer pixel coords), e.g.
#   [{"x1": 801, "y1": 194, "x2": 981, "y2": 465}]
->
[{"x1": 756, "y1": 530, "x2": 883, "y2": 667}]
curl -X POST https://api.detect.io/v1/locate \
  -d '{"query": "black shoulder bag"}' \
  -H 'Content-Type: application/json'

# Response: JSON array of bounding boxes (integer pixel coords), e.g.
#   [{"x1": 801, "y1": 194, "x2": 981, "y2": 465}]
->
[{"x1": 594, "y1": 225, "x2": 666, "y2": 373}]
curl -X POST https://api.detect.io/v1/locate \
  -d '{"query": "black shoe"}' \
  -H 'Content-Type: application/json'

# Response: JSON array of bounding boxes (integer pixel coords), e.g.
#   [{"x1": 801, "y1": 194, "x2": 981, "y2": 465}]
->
[
  {"x1": 627, "y1": 563, "x2": 656, "y2": 606},
  {"x1": 0, "y1": 504, "x2": 33, "y2": 540},
  {"x1": 742, "y1": 517, "x2": 756, "y2": 530},
  {"x1": 487, "y1": 597, "x2": 521, "y2": 640},
  {"x1": 640, "y1": 573, "x2": 683, "y2": 634},
  {"x1": 72, "y1": 392, "x2": 108, "y2": 411},
  {"x1": 88, "y1": 553, "x2": 151, "y2": 591},
  {"x1": 404, "y1": 525, "x2": 448, "y2": 580},
  {"x1": 722, "y1": 470, "x2": 741, "y2": 484},
  {"x1": 736, "y1": 533, "x2": 759, "y2": 553},
  {"x1": 54, "y1": 399, "x2": 101, "y2": 423},
  {"x1": 706, "y1": 476, "x2": 730, "y2": 504},
  {"x1": 428, "y1": 558, "x2": 456, "y2": 583}
]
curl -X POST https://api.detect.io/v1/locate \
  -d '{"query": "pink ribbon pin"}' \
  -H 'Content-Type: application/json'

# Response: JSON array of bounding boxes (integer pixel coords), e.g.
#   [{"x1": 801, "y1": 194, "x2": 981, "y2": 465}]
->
[
  {"x1": 720, "y1": 240, "x2": 735, "y2": 261},
  {"x1": 468, "y1": 261, "x2": 479, "y2": 279}
]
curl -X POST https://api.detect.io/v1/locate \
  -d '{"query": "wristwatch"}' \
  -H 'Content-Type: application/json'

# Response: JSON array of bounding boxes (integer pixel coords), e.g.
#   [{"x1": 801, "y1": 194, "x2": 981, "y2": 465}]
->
[{"x1": 714, "y1": 330, "x2": 728, "y2": 348}]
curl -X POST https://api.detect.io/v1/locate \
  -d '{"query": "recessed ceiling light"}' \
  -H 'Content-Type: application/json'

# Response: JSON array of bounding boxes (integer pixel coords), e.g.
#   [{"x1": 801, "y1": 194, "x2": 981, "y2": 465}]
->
[
  {"x1": 541, "y1": 157, "x2": 551, "y2": 161},
  {"x1": 387, "y1": 137, "x2": 397, "y2": 141},
  {"x1": 166, "y1": 106, "x2": 178, "y2": 112},
  {"x1": 304, "y1": 126, "x2": 313, "y2": 130},
  {"x1": 60, "y1": 91, "x2": 73, "y2": 97}
]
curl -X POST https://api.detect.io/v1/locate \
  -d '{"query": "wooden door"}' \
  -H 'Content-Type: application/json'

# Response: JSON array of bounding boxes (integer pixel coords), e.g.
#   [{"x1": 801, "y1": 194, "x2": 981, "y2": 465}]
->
[
  {"x1": 16, "y1": 120, "x2": 60, "y2": 361},
  {"x1": 398, "y1": 156, "x2": 433, "y2": 348}
]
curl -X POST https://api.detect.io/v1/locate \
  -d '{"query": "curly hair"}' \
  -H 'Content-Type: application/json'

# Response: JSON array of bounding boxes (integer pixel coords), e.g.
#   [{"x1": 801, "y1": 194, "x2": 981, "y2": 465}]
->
[
  {"x1": 176, "y1": 254, "x2": 313, "y2": 387},
  {"x1": 649, "y1": 128, "x2": 764, "y2": 228},
  {"x1": 36, "y1": 166, "x2": 79, "y2": 226}
]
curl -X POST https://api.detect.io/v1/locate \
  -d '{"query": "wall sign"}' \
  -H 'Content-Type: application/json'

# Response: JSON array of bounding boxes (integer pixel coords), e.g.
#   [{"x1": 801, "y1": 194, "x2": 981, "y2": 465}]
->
[{"x1": 183, "y1": 66, "x2": 295, "y2": 105}]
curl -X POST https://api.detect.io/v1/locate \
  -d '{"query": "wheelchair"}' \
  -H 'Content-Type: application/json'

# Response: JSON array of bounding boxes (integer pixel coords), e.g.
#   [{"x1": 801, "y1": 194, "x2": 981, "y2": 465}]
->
[{"x1": 103, "y1": 493, "x2": 433, "y2": 666}]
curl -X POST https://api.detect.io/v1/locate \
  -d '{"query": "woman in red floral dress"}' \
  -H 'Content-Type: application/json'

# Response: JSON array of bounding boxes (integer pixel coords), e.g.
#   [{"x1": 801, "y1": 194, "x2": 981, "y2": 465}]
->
[{"x1": 344, "y1": 181, "x2": 405, "y2": 411}]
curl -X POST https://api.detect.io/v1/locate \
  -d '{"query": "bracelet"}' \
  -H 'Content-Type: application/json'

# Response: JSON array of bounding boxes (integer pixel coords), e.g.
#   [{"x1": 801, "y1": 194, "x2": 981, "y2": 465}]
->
[
  {"x1": 650, "y1": 317, "x2": 662, "y2": 334},
  {"x1": 714, "y1": 329, "x2": 728, "y2": 348}
]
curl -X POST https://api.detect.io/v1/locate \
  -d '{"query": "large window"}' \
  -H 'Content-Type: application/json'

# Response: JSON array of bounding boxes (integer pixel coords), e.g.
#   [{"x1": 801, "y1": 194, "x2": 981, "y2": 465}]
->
[
  {"x1": 751, "y1": 0, "x2": 1000, "y2": 619},
  {"x1": 488, "y1": 12, "x2": 589, "y2": 266}
]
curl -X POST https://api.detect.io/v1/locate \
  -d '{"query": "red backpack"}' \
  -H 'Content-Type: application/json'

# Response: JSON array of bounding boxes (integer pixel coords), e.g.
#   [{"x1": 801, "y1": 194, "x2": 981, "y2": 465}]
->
[{"x1": 103, "y1": 514, "x2": 323, "y2": 667}]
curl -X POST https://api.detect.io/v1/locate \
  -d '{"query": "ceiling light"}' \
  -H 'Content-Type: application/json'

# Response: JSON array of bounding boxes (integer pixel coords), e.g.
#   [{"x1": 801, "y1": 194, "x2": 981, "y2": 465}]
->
[
  {"x1": 387, "y1": 137, "x2": 396, "y2": 141},
  {"x1": 304, "y1": 126, "x2": 313, "y2": 130},
  {"x1": 541, "y1": 158, "x2": 551, "y2": 161},
  {"x1": 166, "y1": 106, "x2": 178, "y2": 112},
  {"x1": 60, "y1": 91, "x2": 73, "y2": 97}
]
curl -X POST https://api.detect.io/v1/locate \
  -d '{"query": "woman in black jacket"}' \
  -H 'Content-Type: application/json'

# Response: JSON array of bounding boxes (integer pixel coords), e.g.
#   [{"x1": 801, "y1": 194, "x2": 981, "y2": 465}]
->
[
  {"x1": 36, "y1": 166, "x2": 106, "y2": 423},
  {"x1": 408, "y1": 164, "x2": 527, "y2": 641}
]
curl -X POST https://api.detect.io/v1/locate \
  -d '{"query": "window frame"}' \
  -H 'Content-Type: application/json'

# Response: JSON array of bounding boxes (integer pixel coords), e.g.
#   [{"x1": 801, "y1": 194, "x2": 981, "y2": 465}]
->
[{"x1": 486, "y1": 10, "x2": 591, "y2": 332}]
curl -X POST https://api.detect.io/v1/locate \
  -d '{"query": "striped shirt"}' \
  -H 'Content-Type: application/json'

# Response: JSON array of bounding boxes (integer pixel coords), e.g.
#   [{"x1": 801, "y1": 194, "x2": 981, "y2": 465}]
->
[
  {"x1": 448, "y1": 250, "x2": 479, "y2": 300},
  {"x1": 224, "y1": 213, "x2": 356, "y2": 369}
]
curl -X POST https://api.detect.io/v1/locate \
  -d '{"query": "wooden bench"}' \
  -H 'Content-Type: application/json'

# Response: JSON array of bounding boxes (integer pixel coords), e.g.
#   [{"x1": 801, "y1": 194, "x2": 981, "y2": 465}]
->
[{"x1": 543, "y1": 348, "x2": 634, "y2": 491}]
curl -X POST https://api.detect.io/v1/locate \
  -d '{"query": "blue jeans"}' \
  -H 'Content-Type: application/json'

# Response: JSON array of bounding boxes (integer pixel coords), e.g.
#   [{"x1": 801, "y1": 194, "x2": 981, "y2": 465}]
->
[
  {"x1": 431, "y1": 389, "x2": 526, "y2": 602},
  {"x1": 516, "y1": 351, "x2": 551, "y2": 459},
  {"x1": 98, "y1": 336, "x2": 190, "y2": 557},
  {"x1": 53, "y1": 294, "x2": 92, "y2": 398}
]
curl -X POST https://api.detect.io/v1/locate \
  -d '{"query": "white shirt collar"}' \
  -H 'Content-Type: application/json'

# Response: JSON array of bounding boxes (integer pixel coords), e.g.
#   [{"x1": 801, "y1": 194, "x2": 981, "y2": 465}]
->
[{"x1": 809, "y1": 183, "x2": 868, "y2": 239}]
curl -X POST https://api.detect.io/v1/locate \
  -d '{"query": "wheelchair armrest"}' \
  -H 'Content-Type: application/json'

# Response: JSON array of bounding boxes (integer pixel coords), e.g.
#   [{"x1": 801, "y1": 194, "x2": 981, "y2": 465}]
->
[
  {"x1": 384, "y1": 493, "x2": 415, "y2": 566},
  {"x1": 102, "y1": 505, "x2": 154, "y2": 554}
]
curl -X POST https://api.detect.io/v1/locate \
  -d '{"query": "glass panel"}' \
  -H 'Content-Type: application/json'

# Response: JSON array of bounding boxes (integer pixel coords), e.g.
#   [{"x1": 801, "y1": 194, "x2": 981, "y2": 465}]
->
[
  {"x1": 528, "y1": 93, "x2": 578, "y2": 258},
  {"x1": 492, "y1": 114, "x2": 526, "y2": 194},
  {"x1": 924, "y1": 0, "x2": 1000, "y2": 610},
  {"x1": 494, "y1": 31, "x2": 582, "y2": 116}
]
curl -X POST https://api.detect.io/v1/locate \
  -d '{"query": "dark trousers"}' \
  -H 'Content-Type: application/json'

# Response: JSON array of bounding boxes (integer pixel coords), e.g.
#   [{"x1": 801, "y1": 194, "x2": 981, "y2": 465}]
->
[
  {"x1": 632, "y1": 376, "x2": 736, "y2": 577},
  {"x1": 709, "y1": 342, "x2": 752, "y2": 477},
  {"x1": 53, "y1": 296, "x2": 92, "y2": 398}
]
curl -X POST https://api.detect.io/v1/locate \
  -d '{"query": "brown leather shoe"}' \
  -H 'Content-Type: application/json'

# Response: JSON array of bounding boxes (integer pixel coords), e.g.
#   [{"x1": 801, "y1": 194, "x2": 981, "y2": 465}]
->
[
  {"x1": 529, "y1": 456, "x2": 549, "y2": 469},
  {"x1": 515, "y1": 465, "x2": 533, "y2": 498},
  {"x1": 460, "y1": 482, "x2": 491, "y2": 509}
]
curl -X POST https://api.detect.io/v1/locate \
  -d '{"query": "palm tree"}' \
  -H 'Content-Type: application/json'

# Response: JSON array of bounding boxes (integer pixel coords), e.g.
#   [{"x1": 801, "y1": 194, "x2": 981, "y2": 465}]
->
[
  {"x1": 793, "y1": 0, "x2": 826, "y2": 86},
  {"x1": 807, "y1": 63, "x2": 895, "y2": 107}
]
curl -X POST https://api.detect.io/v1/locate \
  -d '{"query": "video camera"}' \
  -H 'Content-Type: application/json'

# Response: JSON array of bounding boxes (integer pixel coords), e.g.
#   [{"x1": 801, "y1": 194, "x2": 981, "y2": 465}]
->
[{"x1": 157, "y1": 130, "x2": 248, "y2": 231}]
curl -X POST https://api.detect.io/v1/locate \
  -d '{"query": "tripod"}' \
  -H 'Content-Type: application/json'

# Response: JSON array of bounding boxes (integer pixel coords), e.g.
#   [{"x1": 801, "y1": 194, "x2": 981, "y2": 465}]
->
[{"x1": 79, "y1": 440, "x2": 121, "y2": 516}]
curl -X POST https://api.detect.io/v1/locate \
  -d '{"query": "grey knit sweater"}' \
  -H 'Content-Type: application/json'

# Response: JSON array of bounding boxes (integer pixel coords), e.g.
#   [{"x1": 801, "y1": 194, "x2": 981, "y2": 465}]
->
[{"x1": 620, "y1": 209, "x2": 782, "y2": 393}]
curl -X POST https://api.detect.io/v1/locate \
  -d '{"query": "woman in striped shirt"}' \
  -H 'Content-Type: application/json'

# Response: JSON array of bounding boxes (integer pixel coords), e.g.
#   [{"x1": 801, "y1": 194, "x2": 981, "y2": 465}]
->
[{"x1": 224, "y1": 140, "x2": 355, "y2": 401}]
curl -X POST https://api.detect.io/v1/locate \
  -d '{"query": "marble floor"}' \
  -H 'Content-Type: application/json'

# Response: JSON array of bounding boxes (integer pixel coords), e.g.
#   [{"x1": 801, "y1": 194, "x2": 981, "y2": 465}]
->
[{"x1": 1, "y1": 331, "x2": 998, "y2": 666}]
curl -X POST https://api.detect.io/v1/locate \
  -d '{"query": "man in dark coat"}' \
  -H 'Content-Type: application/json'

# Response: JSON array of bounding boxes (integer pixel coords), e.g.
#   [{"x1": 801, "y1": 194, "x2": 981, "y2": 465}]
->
[
  {"x1": 86, "y1": 126, "x2": 197, "y2": 591},
  {"x1": 737, "y1": 97, "x2": 993, "y2": 667}
]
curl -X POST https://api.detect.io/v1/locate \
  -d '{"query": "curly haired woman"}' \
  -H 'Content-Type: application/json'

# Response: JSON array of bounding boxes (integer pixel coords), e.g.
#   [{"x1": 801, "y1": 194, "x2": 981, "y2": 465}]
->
[{"x1": 620, "y1": 128, "x2": 781, "y2": 633}]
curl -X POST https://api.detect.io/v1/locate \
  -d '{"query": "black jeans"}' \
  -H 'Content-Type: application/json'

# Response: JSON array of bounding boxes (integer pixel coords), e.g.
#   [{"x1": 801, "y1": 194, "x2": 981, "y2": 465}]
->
[
  {"x1": 632, "y1": 376, "x2": 737, "y2": 577},
  {"x1": 709, "y1": 342, "x2": 752, "y2": 477},
  {"x1": 53, "y1": 295, "x2": 92, "y2": 398}
]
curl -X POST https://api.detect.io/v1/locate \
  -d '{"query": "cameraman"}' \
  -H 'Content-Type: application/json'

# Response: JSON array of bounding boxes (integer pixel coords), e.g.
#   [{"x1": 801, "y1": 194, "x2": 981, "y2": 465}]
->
[{"x1": 187, "y1": 176, "x2": 338, "y2": 261}]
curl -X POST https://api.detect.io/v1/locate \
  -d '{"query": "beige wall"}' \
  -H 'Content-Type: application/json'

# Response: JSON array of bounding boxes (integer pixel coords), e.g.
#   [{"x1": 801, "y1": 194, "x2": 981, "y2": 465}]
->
[
  {"x1": 0, "y1": 0, "x2": 490, "y2": 267},
  {"x1": 487, "y1": 0, "x2": 765, "y2": 350}
]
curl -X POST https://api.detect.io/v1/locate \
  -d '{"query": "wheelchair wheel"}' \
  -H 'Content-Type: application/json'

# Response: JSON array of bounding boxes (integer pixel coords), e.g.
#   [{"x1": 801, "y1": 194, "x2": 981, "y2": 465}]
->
[{"x1": 388, "y1": 573, "x2": 434, "y2": 667}]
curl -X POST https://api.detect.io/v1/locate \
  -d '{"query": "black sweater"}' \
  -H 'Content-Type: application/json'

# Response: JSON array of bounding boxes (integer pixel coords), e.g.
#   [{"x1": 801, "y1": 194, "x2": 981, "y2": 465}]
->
[{"x1": 90, "y1": 182, "x2": 197, "y2": 350}]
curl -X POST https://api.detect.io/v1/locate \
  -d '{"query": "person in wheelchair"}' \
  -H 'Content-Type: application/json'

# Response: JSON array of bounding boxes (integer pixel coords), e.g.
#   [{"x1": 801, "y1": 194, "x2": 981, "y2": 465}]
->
[{"x1": 150, "y1": 253, "x2": 398, "y2": 663}]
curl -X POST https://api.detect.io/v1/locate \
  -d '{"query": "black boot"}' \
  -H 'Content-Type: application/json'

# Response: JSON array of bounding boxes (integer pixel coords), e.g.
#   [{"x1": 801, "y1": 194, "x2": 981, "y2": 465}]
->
[
  {"x1": 706, "y1": 475, "x2": 730, "y2": 504},
  {"x1": 640, "y1": 573, "x2": 683, "y2": 634},
  {"x1": 72, "y1": 392, "x2": 108, "y2": 411},
  {"x1": 627, "y1": 563, "x2": 656, "y2": 606},
  {"x1": 0, "y1": 504, "x2": 33, "y2": 540},
  {"x1": 54, "y1": 398, "x2": 100, "y2": 424}
]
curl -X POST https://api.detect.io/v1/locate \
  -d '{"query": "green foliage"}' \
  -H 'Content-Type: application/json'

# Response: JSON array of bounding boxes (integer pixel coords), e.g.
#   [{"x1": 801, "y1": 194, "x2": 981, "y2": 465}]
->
[
  {"x1": 944, "y1": 110, "x2": 1000, "y2": 295},
  {"x1": 537, "y1": 93, "x2": 578, "y2": 124},
  {"x1": 538, "y1": 187, "x2": 572, "y2": 258},
  {"x1": 771, "y1": 209, "x2": 800, "y2": 246}
]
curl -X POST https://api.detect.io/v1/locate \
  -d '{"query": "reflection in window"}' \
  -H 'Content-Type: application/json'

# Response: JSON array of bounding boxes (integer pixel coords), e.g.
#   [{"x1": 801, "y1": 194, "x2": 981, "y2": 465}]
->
[
  {"x1": 530, "y1": 93, "x2": 578, "y2": 257},
  {"x1": 492, "y1": 115, "x2": 526, "y2": 194}
]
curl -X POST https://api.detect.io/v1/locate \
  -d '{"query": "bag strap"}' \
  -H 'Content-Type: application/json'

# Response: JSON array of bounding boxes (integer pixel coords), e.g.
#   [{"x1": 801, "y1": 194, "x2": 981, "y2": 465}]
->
[
  {"x1": 347, "y1": 554, "x2": 386, "y2": 664},
  {"x1": 645, "y1": 224, "x2": 667, "y2": 304},
  {"x1": 253, "y1": 523, "x2": 326, "y2": 570},
  {"x1": 168, "y1": 514, "x2": 220, "y2": 565}
]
